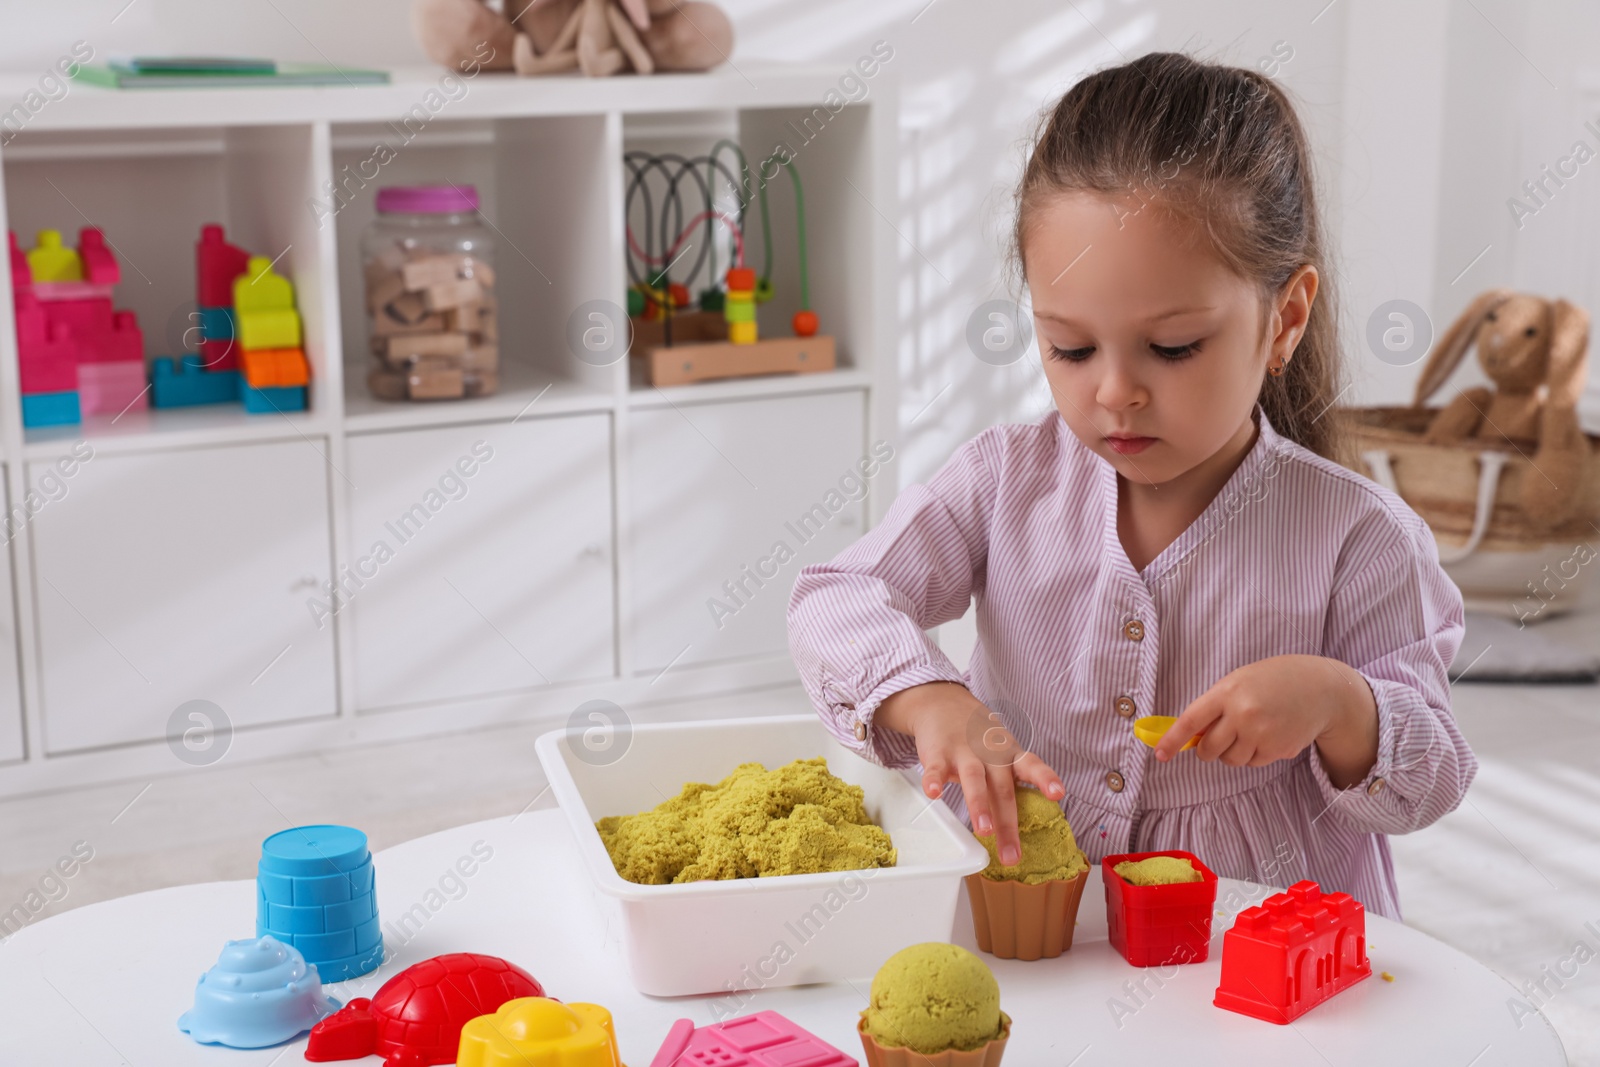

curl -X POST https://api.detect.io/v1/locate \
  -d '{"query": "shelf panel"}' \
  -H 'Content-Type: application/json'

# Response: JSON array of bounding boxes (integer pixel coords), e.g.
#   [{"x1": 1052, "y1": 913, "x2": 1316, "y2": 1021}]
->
[
  {"x1": 626, "y1": 367, "x2": 871, "y2": 408},
  {"x1": 343, "y1": 356, "x2": 614, "y2": 433},
  {"x1": 21, "y1": 403, "x2": 331, "y2": 459},
  {"x1": 5, "y1": 66, "x2": 862, "y2": 132}
]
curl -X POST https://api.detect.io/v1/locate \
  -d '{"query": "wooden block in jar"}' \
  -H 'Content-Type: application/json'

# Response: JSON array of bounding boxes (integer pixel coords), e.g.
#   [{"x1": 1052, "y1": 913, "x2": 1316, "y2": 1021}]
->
[
  {"x1": 401, "y1": 254, "x2": 466, "y2": 292},
  {"x1": 372, "y1": 293, "x2": 446, "y2": 336},
  {"x1": 386, "y1": 332, "x2": 470, "y2": 362},
  {"x1": 407, "y1": 359, "x2": 465, "y2": 400},
  {"x1": 464, "y1": 369, "x2": 498, "y2": 397},
  {"x1": 367, "y1": 368, "x2": 408, "y2": 402},
  {"x1": 422, "y1": 278, "x2": 485, "y2": 312},
  {"x1": 461, "y1": 344, "x2": 498, "y2": 373},
  {"x1": 365, "y1": 270, "x2": 406, "y2": 312}
]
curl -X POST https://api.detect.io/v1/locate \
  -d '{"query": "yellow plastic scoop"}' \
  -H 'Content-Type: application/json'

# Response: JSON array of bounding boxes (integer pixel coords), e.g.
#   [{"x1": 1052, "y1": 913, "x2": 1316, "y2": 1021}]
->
[{"x1": 1133, "y1": 715, "x2": 1201, "y2": 751}]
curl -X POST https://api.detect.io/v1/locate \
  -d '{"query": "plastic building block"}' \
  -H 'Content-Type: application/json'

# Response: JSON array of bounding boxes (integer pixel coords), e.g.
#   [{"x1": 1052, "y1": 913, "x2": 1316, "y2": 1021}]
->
[
  {"x1": 77, "y1": 227, "x2": 120, "y2": 286},
  {"x1": 237, "y1": 307, "x2": 302, "y2": 351},
  {"x1": 233, "y1": 254, "x2": 294, "y2": 314},
  {"x1": 651, "y1": 1011, "x2": 858, "y2": 1067},
  {"x1": 9, "y1": 231, "x2": 32, "y2": 290},
  {"x1": 457, "y1": 999, "x2": 619, "y2": 1067},
  {"x1": 1213, "y1": 879, "x2": 1371, "y2": 1024},
  {"x1": 1102, "y1": 850, "x2": 1219, "y2": 967},
  {"x1": 79, "y1": 360, "x2": 149, "y2": 416},
  {"x1": 200, "y1": 337, "x2": 238, "y2": 371},
  {"x1": 177, "y1": 935, "x2": 340, "y2": 1049},
  {"x1": 306, "y1": 953, "x2": 546, "y2": 1064},
  {"x1": 197, "y1": 223, "x2": 251, "y2": 307},
  {"x1": 26, "y1": 230, "x2": 82, "y2": 282},
  {"x1": 198, "y1": 305, "x2": 235, "y2": 340},
  {"x1": 150, "y1": 356, "x2": 241, "y2": 408},
  {"x1": 242, "y1": 384, "x2": 306, "y2": 414},
  {"x1": 255, "y1": 826, "x2": 381, "y2": 982},
  {"x1": 241, "y1": 347, "x2": 308, "y2": 388},
  {"x1": 14, "y1": 293, "x2": 77, "y2": 393},
  {"x1": 21, "y1": 391, "x2": 80, "y2": 427}
]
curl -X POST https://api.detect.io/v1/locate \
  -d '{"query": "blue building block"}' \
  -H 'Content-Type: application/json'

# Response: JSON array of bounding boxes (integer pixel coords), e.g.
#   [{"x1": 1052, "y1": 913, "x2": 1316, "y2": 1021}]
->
[
  {"x1": 22, "y1": 391, "x2": 81, "y2": 427},
  {"x1": 198, "y1": 305, "x2": 235, "y2": 341},
  {"x1": 242, "y1": 384, "x2": 306, "y2": 414},
  {"x1": 150, "y1": 355, "x2": 241, "y2": 408}
]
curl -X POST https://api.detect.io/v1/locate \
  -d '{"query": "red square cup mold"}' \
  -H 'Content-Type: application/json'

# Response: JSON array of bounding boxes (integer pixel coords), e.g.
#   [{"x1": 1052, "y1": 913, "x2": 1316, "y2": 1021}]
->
[{"x1": 1101, "y1": 850, "x2": 1218, "y2": 968}]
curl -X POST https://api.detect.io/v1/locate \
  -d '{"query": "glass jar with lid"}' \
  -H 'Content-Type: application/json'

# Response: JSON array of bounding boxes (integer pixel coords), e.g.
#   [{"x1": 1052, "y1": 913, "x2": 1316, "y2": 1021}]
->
[{"x1": 361, "y1": 184, "x2": 497, "y2": 401}]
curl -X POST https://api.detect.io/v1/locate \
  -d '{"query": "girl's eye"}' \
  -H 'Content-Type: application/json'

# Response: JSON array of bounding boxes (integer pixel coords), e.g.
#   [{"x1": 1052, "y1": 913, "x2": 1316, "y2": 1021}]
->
[
  {"x1": 1152, "y1": 342, "x2": 1200, "y2": 361},
  {"x1": 1047, "y1": 344, "x2": 1094, "y2": 362}
]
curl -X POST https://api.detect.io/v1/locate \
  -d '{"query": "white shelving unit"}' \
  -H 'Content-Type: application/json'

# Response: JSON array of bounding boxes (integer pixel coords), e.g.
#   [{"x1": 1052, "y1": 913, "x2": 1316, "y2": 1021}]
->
[{"x1": 0, "y1": 65, "x2": 899, "y2": 795}]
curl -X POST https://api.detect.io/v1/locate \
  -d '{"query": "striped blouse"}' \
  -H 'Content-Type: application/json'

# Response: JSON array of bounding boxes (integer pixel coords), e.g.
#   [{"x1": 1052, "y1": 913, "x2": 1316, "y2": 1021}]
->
[{"x1": 787, "y1": 403, "x2": 1476, "y2": 920}]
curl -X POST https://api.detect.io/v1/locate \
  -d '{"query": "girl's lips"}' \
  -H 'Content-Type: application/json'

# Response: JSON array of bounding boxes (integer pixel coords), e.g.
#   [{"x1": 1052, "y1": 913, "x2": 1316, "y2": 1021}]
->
[{"x1": 1106, "y1": 435, "x2": 1156, "y2": 455}]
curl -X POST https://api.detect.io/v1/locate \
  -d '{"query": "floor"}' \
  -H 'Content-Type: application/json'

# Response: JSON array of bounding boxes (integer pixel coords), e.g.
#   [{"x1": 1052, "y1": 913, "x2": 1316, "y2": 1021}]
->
[{"x1": 2, "y1": 610, "x2": 1598, "y2": 1063}]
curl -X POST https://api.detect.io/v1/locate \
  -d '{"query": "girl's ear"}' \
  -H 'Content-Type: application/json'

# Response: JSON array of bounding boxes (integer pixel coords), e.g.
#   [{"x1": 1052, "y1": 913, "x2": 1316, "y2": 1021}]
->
[
  {"x1": 1544, "y1": 298, "x2": 1591, "y2": 409},
  {"x1": 1412, "y1": 289, "x2": 1514, "y2": 406}
]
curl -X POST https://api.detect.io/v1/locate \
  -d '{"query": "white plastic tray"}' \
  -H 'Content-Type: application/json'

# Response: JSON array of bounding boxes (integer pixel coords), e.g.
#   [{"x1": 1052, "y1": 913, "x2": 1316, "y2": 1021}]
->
[{"x1": 535, "y1": 713, "x2": 989, "y2": 996}]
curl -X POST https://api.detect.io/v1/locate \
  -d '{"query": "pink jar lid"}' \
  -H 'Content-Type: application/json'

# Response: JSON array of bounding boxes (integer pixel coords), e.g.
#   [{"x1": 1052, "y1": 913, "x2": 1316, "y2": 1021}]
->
[{"x1": 375, "y1": 184, "x2": 480, "y2": 214}]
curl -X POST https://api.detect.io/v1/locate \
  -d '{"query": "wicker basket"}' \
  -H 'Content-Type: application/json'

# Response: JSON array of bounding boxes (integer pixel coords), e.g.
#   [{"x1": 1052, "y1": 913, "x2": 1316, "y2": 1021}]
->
[{"x1": 1338, "y1": 406, "x2": 1600, "y2": 619}]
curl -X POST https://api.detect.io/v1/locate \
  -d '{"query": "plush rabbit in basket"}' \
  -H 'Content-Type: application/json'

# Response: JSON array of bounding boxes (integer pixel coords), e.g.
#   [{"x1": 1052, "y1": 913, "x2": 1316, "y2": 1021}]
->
[{"x1": 1412, "y1": 289, "x2": 1591, "y2": 527}]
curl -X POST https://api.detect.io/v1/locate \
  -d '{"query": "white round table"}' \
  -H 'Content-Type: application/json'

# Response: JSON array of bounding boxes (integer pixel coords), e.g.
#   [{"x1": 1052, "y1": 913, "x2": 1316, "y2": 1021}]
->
[{"x1": 0, "y1": 809, "x2": 1564, "y2": 1066}]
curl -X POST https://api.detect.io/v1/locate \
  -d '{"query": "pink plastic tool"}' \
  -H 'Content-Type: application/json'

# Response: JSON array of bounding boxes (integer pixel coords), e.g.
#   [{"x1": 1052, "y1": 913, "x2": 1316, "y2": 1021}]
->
[{"x1": 650, "y1": 1011, "x2": 857, "y2": 1067}]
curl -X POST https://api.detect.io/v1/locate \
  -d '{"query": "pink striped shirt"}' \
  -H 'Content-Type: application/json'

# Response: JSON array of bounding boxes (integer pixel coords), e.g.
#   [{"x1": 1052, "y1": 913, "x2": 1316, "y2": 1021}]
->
[{"x1": 788, "y1": 404, "x2": 1475, "y2": 920}]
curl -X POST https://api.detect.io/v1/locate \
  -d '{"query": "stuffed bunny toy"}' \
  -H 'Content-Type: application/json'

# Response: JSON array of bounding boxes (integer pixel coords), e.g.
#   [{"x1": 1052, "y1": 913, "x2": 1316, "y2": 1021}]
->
[
  {"x1": 413, "y1": 0, "x2": 733, "y2": 77},
  {"x1": 1412, "y1": 289, "x2": 1591, "y2": 527}
]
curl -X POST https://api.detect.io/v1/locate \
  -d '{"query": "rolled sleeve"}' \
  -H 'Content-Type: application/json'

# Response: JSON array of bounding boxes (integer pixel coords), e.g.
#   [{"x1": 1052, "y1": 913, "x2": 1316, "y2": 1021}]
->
[
  {"x1": 789, "y1": 433, "x2": 997, "y2": 769},
  {"x1": 1312, "y1": 523, "x2": 1478, "y2": 834}
]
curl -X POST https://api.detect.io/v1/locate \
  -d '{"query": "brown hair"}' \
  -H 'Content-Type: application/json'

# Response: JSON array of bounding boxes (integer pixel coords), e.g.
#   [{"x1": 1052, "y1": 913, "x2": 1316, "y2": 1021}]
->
[{"x1": 1015, "y1": 52, "x2": 1348, "y2": 464}]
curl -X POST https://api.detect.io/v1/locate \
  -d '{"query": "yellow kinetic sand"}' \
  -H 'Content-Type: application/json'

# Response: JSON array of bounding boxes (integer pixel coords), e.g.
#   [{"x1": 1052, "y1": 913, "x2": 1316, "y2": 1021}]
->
[
  {"x1": 595, "y1": 757, "x2": 896, "y2": 884},
  {"x1": 1113, "y1": 855, "x2": 1203, "y2": 886},
  {"x1": 860, "y1": 943, "x2": 1009, "y2": 1054},
  {"x1": 975, "y1": 787, "x2": 1089, "y2": 884}
]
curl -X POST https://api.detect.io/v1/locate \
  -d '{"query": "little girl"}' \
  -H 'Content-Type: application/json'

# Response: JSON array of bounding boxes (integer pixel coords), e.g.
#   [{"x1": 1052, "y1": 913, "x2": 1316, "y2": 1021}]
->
[{"x1": 787, "y1": 52, "x2": 1476, "y2": 921}]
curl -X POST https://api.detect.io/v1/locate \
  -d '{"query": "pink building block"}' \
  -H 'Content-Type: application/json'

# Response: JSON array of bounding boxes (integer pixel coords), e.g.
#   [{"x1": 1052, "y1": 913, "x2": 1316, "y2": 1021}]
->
[
  {"x1": 15, "y1": 293, "x2": 77, "y2": 394},
  {"x1": 77, "y1": 227, "x2": 120, "y2": 286},
  {"x1": 650, "y1": 1011, "x2": 857, "y2": 1067},
  {"x1": 197, "y1": 224, "x2": 251, "y2": 308},
  {"x1": 9, "y1": 231, "x2": 31, "y2": 291},
  {"x1": 79, "y1": 360, "x2": 149, "y2": 415},
  {"x1": 1213, "y1": 879, "x2": 1371, "y2": 1025}
]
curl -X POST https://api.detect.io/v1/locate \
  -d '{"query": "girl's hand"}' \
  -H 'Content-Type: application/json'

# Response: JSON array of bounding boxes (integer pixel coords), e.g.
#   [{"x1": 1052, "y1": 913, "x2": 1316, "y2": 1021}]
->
[
  {"x1": 1158, "y1": 654, "x2": 1379, "y2": 787},
  {"x1": 875, "y1": 682, "x2": 1065, "y2": 866}
]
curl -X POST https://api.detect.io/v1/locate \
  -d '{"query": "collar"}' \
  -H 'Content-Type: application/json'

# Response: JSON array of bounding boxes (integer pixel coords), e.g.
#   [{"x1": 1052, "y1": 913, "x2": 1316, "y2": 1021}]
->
[{"x1": 1096, "y1": 403, "x2": 1287, "y2": 585}]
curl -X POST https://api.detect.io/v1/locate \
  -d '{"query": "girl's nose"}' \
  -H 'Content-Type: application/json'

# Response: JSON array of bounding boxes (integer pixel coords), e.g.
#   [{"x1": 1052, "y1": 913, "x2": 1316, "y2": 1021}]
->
[{"x1": 1096, "y1": 354, "x2": 1146, "y2": 411}]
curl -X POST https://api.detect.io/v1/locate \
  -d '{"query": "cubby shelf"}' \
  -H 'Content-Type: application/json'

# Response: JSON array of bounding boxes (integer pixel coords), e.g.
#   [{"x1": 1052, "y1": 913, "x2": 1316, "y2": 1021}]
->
[{"x1": 0, "y1": 63, "x2": 899, "y2": 795}]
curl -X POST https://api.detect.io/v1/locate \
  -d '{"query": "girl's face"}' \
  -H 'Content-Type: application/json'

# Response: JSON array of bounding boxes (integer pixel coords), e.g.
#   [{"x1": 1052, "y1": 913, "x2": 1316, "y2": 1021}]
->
[{"x1": 1024, "y1": 191, "x2": 1310, "y2": 488}]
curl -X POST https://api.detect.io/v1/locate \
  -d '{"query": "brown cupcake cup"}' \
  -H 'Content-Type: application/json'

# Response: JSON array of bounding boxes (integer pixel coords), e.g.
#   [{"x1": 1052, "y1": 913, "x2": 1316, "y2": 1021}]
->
[
  {"x1": 965, "y1": 867, "x2": 1089, "y2": 961},
  {"x1": 857, "y1": 1013, "x2": 1010, "y2": 1067}
]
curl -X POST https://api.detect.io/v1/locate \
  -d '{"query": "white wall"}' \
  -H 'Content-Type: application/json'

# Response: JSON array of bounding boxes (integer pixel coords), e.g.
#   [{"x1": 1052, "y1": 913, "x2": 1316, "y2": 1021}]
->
[{"x1": 0, "y1": 0, "x2": 1593, "y2": 479}]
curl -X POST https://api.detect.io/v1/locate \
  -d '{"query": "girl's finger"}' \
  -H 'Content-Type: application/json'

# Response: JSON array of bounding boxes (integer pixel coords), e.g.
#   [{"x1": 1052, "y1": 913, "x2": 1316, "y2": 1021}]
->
[
  {"x1": 919, "y1": 755, "x2": 953, "y2": 799},
  {"x1": 1160, "y1": 688, "x2": 1226, "y2": 760},
  {"x1": 1012, "y1": 751, "x2": 1065, "y2": 799},
  {"x1": 956, "y1": 758, "x2": 995, "y2": 836},
  {"x1": 1218, "y1": 736, "x2": 1255, "y2": 767},
  {"x1": 986, "y1": 763, "x2": 1021, "y2": 866},
  {"x1": 1192, "y1": 717, "x2": 1236, "y2": 763}
]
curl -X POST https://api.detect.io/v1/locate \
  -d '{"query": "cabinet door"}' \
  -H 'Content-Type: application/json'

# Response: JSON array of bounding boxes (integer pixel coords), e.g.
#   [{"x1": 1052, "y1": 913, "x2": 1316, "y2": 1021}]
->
[
  {"x1": 345, "y1": 415, "x2": 615, "y2": 710},
  {"x1": 629, "y1": 390, "x2": 867, "y2": 671},
  {"x1": 0, "y1": 466, "x2": 22, "y2": 763},
  {"x1": 30, "y1": 440, "x2": 337, "y2": 754}
]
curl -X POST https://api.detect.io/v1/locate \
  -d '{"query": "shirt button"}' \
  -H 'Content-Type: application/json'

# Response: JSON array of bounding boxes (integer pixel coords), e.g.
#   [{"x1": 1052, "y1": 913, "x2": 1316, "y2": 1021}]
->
[
  {"x1": 1106, "y1": 770, "x2": 1125, "y2": 793},
  {"x1": 854, "y1": 720, "x2": 867, "y2": 741},
  {"x1": 1115, "y1": 696, "x2": 1137, "y2": 717},
  {"x1": 1123, "y1": 619, "x2": 1145, "y2": 642},
  {"x1": 1366, "y1": 776, "x2": 1386, "y2": 796}
]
